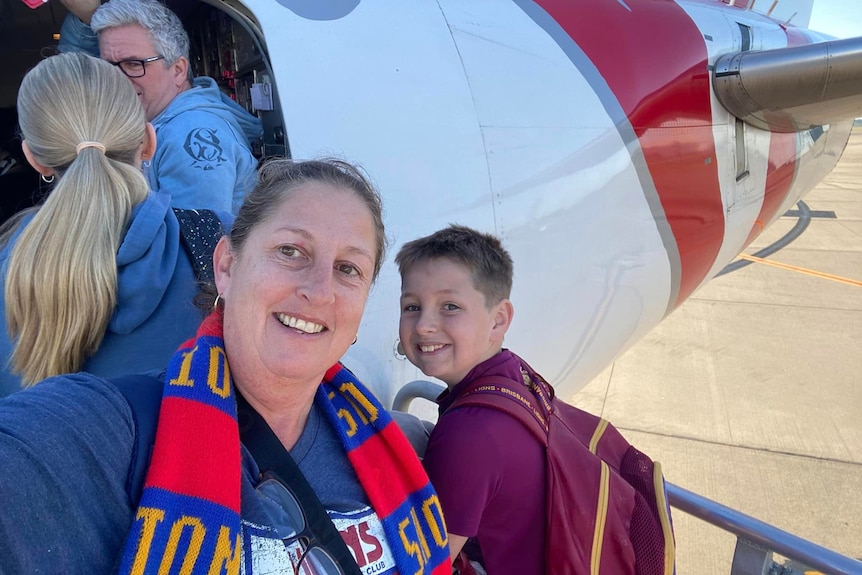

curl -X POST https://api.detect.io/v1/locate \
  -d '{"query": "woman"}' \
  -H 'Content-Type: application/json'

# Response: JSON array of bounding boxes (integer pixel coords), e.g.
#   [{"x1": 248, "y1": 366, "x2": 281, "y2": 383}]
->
[
  {"x1": 0, "y1": 52, "x2": 233, "y2": 397},
  {"x1": 0, "y1": 156, "x2": 451, "y2": 574}
]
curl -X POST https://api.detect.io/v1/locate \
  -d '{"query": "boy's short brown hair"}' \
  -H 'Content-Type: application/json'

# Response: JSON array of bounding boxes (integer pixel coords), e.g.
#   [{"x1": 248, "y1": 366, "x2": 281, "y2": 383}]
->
[{"x1": 395, "y1": 224, "x2": 513, "y2": 307}]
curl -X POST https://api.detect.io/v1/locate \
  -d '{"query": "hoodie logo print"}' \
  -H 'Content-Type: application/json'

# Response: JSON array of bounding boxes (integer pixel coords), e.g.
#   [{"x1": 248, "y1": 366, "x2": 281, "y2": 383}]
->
[{"x1": 184, "y1": 127, "x2": 227, "y2": 170}]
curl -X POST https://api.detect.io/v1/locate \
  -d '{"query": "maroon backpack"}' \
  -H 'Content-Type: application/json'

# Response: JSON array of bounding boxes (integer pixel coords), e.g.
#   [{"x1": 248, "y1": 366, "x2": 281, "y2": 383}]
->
[{"x1": 450, "y1": 358, "x2": 676, "y2": 575}]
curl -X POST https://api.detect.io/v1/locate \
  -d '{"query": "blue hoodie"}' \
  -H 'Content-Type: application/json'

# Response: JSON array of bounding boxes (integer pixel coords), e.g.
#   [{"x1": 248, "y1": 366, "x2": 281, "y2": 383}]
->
[
  {"x1": 57, "y1": 15, "x2": 263, "y2": 214},
  {"x1": 148, "y1": 77, "x2": 263, "y2": 214},
  {"x1": 0, "y1": 191, "x2": 234, "y2": 397}
]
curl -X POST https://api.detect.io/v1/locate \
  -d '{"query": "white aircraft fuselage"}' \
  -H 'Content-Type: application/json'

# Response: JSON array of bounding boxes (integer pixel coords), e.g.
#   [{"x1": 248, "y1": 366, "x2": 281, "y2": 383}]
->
[{"x1": 220, "y1": 0, "x2": 861, "y2": 404}]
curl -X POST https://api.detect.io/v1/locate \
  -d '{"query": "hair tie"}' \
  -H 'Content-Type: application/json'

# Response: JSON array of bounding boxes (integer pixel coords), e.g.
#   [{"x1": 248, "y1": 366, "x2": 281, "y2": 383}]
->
[{"x1": 75, "y1": 141, "x2": 107, "y2": 155}]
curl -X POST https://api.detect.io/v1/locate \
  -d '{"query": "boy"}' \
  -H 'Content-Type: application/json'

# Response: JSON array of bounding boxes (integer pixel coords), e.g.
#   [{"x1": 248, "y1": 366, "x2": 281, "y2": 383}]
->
[
  {"x1": 396, "y1": 225, "x2": 675, "y2": 575},
  {"x1": 395, "y1": 224, "x2": 545, "y2": 574}
]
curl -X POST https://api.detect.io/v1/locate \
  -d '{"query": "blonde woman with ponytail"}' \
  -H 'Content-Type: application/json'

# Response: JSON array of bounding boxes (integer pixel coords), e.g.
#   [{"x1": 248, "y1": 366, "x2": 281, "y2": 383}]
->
[{"x1": 0, "y1": 52, "x2": 233, "y2": 396}]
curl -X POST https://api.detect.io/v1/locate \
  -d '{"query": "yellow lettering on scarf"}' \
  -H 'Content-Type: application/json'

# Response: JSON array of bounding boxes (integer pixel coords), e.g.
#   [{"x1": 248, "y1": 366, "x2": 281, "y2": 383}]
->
[
  {"x1": 422, "y1": 494, "x2": 448, "y2": 547},
  {"x1": 207, "y1": 347, "x2": 231, "y2": 398},
  {"x1": 338, "y1": 408, "x2": 358, "y2": 437},
  {"x1": 330, "y1": 392, "x2": 358, "y2": 437},
  {"x1": 170, "y1": 347, "x2": 198, "y2": 387},
  {"x1": 157, "y1": 516, "x2": 206, "y2": 575},
  {"x1": 411, "y1": 507, "x2": 432, "y2": 560},
  {"x1": 398, "y1": 511, "x2": 431, "y2": 574},
  {"x1": 129, "y1": 507, "x2": 166, "y2": 574},
  {"x1": 342, "y1": 395, "x2": 368, "y2": 425},
  {"x1": 339, "y1": 382, "x2": 379, "y2": 424},
  {"x1": 208, "y1": 526, "x2": 241, "y2": 575}
]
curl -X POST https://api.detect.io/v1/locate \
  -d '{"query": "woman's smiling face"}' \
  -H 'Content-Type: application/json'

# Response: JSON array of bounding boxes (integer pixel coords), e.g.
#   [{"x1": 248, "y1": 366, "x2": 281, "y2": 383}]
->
[{"x1": 214, "y1": 181, "x2": 378, "y2": 387}]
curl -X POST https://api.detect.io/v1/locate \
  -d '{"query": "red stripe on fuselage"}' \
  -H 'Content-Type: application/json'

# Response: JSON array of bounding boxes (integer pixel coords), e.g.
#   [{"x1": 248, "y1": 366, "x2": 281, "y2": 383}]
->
[
  {"x1": 744, "y1": 27, "x2": 809, "y2": 246},
  {"x1": 533, "y1": 0, "x2": 724, "y2": 307}
]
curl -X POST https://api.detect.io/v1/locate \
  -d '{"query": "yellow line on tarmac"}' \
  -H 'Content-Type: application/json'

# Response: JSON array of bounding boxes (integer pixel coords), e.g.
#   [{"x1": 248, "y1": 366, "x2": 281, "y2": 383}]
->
[{"x1": 737, "y1": 254, "x2": 862, "y2": 288}]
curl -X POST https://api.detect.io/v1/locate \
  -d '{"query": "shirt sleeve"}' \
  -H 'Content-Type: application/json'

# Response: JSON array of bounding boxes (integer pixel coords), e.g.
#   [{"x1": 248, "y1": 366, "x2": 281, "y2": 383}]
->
[
  {"x1": 422, "y1": 406, "x2": 519, "y2": 537},
  {"x1": 57, "y1": 14, "x2": 99, "y2": 56},
  {"x1": 151, "y1": 111, "x2": 254, "y2": 214},
  {"x1": 0, "y1": 374, "x2": 136, "y2": 573}
]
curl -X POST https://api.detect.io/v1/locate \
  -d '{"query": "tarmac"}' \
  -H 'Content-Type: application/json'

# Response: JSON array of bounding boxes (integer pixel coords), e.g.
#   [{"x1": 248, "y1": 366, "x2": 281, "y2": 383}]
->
[{"x1": 571, "y1": 127, "x2": 862, "y2": 574}]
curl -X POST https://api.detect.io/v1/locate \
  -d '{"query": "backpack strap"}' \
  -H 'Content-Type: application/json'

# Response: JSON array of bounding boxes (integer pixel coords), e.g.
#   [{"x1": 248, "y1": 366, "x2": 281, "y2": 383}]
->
[
  {"x1": 109, "y1": 374, "x2": 164, "y2": 505},
  {"x1": 449, "y1": 375, "x2": 549, "y2": 445},
  {"x1": 172, "y1": 208, "x2": 225, "y2": 284}
]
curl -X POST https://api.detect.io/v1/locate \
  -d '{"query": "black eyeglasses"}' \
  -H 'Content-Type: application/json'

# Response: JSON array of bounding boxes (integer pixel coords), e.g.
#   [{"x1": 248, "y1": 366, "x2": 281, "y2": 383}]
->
[
  {"x1": 108, "y1": 56, "x2": 166, "y2": 78},
  {"x1": 255, "y1": 472, "x2": 345, "y2": 574}
]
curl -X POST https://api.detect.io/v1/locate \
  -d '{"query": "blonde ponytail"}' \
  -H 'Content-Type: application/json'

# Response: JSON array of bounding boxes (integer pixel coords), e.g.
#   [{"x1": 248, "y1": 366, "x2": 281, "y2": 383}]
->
[{"x1": 6, "y1": 53, "x2": 149, "y2": 384}]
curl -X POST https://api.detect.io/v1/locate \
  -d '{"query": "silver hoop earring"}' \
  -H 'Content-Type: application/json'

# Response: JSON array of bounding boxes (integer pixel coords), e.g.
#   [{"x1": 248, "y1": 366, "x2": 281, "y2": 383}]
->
[
  {"x1": 213, "y1": 293, "x2": 223, "y2": 312},
  {"x1": 394, "y1": 339, "x2": 406, "y2": 359},
  {"x1": 40, "y1": 174, "x2": 55, "y2": 184},
  {"x1": 352, "y1": 335, "x2": 358, "y2": 345}
]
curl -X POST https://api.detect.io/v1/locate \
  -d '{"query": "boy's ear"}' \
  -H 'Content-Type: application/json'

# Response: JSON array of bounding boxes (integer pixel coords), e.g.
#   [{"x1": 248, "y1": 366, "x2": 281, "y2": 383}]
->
[{"x1": 490, "y1": 299, "x2": 514, "y2": 343}]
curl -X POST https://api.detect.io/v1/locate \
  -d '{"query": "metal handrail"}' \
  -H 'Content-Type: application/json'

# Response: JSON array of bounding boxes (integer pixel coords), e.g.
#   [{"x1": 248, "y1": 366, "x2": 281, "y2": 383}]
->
[
  {"x1": 667, "y1": 483, "x2": 862, "y2": 575},
  {"x1": 392, "y1": 380, "x2": 444, "y2": 412}
]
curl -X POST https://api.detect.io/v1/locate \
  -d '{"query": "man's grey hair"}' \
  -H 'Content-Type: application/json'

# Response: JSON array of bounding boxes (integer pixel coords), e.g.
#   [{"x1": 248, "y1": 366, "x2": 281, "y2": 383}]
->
[{"x1": 91, "y1": 0, "x2": 190, "y2": 70}]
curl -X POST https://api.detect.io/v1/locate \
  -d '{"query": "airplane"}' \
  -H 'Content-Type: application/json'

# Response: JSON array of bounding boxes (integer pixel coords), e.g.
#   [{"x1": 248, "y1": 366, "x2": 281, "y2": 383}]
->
[
  {"x1": 1, "y1": 0, "x2": 861, "y2": 570},
  {"x1": 3, "y1": 0, "x2": 861, "y2": 405}
]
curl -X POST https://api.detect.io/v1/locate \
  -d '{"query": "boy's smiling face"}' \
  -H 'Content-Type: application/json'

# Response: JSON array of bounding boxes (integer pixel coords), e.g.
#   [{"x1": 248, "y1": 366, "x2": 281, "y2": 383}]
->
[{"x1": 399, "y1": 257, "x2": 512, "y2": 388}]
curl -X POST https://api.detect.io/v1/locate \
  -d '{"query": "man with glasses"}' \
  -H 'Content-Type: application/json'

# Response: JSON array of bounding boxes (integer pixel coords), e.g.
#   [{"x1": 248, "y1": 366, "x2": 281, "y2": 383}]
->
[{"x1": 57, "y1": 0, "x2": 263, "y2": 214}]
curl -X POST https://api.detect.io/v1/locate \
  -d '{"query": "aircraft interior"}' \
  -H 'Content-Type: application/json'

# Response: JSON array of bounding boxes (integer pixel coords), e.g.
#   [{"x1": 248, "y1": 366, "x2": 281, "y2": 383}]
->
[{"x1": 0, "y1": 0, "x2": 285, "y2": 224}]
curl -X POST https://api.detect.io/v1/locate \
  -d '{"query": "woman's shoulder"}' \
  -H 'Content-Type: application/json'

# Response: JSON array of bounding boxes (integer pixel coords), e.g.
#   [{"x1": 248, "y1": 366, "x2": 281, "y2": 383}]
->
[
  {"x1": 0, "y1": 373, "x2": 138, "y2": 573},
  {"x1": 0, "y1": 372, "x2": 137, "y2": 489},
  {"x1": 0, "y1": 372, "x2": 137, "y2": 496},
  {"x1": 0, "y1": 372, "x2": 135, "y2": 437}
]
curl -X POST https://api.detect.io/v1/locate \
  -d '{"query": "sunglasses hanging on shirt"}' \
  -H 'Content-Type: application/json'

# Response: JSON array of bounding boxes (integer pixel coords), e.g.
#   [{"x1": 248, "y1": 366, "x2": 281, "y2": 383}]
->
[{"x1": 237, "y1": 391, "x2": 362, "y2": 575}]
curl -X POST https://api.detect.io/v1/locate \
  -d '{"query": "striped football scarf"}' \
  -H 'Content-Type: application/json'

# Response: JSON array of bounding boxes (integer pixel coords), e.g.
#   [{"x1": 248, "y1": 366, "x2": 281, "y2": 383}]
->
[{"x1": 118, "y1": 311, "x2": 450, "y2": 574}]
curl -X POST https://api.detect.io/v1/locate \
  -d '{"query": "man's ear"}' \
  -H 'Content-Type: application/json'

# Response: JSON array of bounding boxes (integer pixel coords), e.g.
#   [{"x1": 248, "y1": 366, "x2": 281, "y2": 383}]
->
[
  {"x1": 172, "y1": 56, "x2": 190, "y2": 87},
  {"x1": 490, "y1": 299, "x2": 514, "y2": 343},
  {"x1": 212, "y1": 236, "x2": 235, "y2": 297},
  {"x1": 21, "y1": 141, "x2": 53, "y2": 177}
]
